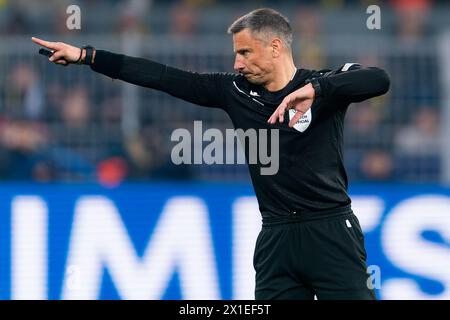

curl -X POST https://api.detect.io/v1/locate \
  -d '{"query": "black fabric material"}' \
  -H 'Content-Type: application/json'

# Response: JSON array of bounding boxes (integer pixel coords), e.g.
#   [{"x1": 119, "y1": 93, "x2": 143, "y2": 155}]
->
[
  {"x1": 90, "y1": 50, "x2": 390, "y2": 220},
  {"x1": 254, "y1": 212, "x2": 376, "y2": 300}
]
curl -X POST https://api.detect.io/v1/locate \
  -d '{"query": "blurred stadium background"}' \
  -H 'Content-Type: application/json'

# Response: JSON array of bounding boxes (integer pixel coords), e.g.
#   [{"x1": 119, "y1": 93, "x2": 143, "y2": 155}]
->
[{"x1": 1, "y1": 0, "x2": 450, "y2": 300}]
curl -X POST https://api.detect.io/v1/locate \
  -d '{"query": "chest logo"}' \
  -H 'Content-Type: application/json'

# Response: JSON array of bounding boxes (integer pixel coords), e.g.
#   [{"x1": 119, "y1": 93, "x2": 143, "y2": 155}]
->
[{"x1": 289, "y1": 108, "x2": 312, "y2": 132}]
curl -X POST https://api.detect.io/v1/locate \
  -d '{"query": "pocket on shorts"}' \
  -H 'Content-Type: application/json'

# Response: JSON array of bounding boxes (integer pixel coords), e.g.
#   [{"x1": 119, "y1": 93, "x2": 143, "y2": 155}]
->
[{"x1": 343, "y1": 214, "x2": 368, "y2": 261}]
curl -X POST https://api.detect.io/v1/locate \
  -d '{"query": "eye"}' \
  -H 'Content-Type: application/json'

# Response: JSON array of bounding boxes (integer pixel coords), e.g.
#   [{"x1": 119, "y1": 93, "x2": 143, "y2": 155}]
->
[{"x1": 238, "y1": 49, "x2": 250, "y2": 57}]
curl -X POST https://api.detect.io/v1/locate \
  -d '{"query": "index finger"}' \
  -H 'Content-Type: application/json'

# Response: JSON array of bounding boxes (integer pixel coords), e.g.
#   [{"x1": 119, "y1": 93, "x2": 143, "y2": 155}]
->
[
  {"x1": 31, "y1": 37, "x2": 59, "y2": 50},
  {"x1": 268, "y1": 94, "x2": 292, "y2": 123},
  {"x1": 268, "y1": 100, "x2": 287, "y2": 124}
]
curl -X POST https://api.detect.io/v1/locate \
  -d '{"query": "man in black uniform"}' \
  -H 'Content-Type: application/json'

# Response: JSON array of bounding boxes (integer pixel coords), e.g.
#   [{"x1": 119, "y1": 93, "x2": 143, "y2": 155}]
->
[{"x1": 32, "y1": 8, "x2": 389, "y2": 300}]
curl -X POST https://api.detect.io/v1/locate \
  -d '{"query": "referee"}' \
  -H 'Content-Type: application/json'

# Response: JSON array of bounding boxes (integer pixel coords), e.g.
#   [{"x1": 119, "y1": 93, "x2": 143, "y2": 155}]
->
[{"x1": 32, "y1": 8, "x2": 390, "y2": 300}]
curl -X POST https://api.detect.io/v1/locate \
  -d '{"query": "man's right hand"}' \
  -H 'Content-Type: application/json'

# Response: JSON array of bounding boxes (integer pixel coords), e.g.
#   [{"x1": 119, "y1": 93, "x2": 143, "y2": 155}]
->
[
  {"x1": 31, "y1": 37, "x2": 84, "y2": 66},
  {"x1": 268, "y1": 82, "x2": 316, "y2": 128}
]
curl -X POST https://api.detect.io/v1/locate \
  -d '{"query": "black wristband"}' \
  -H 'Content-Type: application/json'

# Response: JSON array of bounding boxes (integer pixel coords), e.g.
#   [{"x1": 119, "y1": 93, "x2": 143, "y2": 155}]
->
[{"x1": 83, "y1": 45, "x2": 95, "y2": 65}]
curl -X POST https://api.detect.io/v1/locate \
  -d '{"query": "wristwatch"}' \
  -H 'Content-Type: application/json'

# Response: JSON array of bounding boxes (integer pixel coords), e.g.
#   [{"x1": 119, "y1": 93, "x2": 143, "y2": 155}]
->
[
  {"x1": 308, "y1": 78, "x2": 322, "y2": 98},
  {"x1": 82, "y1": 45, "x2": 95, "y2": 65}
]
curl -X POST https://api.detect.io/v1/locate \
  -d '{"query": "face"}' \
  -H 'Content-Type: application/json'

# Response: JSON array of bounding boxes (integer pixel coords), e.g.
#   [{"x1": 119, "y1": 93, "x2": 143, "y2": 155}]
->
[{"x1": 232, "y1": 29, "x2": 276, "y2": 85}]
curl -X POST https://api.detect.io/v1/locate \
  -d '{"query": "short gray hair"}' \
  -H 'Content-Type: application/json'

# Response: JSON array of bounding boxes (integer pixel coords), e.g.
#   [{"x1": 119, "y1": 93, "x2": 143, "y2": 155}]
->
[{"x1": 227, "y1": 8, "x2": 293, "y2": 49}]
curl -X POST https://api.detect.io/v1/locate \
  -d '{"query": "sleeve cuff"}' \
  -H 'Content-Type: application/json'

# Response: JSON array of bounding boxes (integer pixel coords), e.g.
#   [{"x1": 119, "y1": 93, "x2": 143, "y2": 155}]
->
[{"x1": 90, "y1": 50, "x2": 124, "y2": 79}]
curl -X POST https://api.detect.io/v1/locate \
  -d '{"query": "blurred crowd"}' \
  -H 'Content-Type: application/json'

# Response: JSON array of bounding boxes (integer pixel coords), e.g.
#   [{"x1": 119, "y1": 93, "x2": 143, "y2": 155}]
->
[{"x1": 0, "y1": 0, "x2": 448, "y2": 184}]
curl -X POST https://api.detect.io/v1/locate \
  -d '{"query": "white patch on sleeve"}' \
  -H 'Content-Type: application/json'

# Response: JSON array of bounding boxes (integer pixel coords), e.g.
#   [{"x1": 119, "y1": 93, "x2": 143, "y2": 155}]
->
[{"x1": 341, "y1": 63, "x2": 359, "y2": 72}]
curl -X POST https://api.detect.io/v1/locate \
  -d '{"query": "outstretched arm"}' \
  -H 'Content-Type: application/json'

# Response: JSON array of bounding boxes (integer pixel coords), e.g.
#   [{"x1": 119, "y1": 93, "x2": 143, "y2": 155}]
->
[
  {"x1": 31, "y1": 37, "x2": 233, "y2": 109},
  {"x1": 91, "y1": 50, "x2": 232, "y2": 108}
]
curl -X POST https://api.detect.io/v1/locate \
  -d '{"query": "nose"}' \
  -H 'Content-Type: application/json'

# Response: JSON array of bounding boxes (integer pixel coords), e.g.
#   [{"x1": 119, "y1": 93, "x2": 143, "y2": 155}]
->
[{"x1": 234, "y1": 55, "x2": 245, "y2": 73}]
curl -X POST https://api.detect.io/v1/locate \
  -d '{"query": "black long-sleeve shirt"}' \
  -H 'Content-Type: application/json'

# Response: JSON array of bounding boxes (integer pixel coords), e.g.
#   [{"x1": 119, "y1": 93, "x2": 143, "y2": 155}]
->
[{"x1": 90, "y1": 50, "x2": 390, "y2": 220}]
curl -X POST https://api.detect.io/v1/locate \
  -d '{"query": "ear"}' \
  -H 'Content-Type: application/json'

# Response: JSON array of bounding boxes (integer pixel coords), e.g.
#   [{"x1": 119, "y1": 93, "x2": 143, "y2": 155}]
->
[{"x1": 270, "y1": 38, "x2": 283, "y2": 58}]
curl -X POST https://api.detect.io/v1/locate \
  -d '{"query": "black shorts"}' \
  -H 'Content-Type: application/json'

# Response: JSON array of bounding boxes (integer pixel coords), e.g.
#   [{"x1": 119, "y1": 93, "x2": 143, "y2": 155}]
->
[{"x1": 254, "y1": 207, "x2": 376, "y2": 300}]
